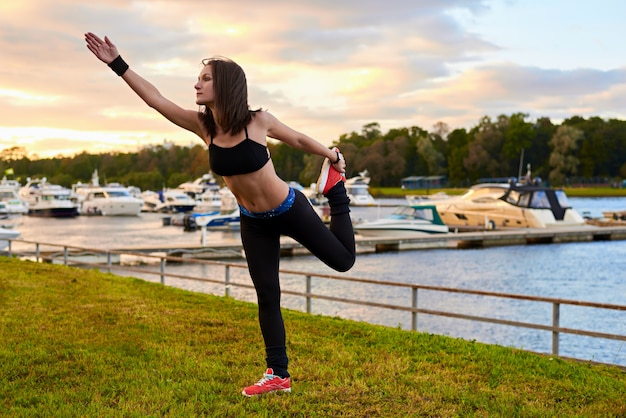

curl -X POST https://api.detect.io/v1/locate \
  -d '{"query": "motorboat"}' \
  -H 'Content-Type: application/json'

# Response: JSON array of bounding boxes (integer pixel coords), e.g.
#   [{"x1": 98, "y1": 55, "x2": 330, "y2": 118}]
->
[
  {"x1": 177, "y1": 173, "x2": 225, "y2": 213},
  {"x1": 432, "y1": 182, "x2": 585, "y2": 229},
  {"x1": 193, "y1": 188, "x2": 223, "y2": 213},
  {"x1": 193, "y1": 209, "x2": 241, "y2": 245},
  {"x1": 19, "y1": 178, "x2": 79, "y2": 217},
  {"x1": 354, "y1": 204, "x2": 449, "y2": 237},
  {"x1": 0, "y1": 177, "x2": 28, "y2": 215},
  {"x1": 78, "y1": 186, "x2": 143, "y2": 216},
  {"x1": 166, "y1": 187, "x2": 240, "y2": 230},
  {"x1": 191, "y1": 209, "x2": 240, "y2": 230},
  {"x1": 345, "y1": 170, "x2": 377, "y2": 206},
  {"x1": 167, "y1": 209, "x2": 241, "y2": 247},
  {"x1": 178, "y1": 173, "x2": 221, "y2": 199},
  {"x1": 141, "y1": 189, "x2": 197, "y2": 213},
  {"x1": 71, "y1": 170, "x2": 143, "y2": 216}
]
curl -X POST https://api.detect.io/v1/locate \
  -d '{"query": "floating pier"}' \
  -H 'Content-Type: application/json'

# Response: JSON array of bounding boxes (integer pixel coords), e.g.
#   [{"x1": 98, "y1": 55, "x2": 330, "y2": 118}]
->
[{"x1": 112, "y1": 224, "x2": 626, "y2": 259}]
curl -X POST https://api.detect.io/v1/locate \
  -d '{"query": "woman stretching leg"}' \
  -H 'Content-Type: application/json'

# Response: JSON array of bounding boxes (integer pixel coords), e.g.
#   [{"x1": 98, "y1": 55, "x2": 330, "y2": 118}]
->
[{"x1": 84, "y1": 32, "x2": 355, "y2": 396}]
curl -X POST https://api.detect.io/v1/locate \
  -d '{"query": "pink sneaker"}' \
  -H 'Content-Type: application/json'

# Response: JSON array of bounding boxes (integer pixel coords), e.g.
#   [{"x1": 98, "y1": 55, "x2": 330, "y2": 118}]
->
[
  {"x1": 241, "y1": 368, "x2": 291, "y2": 397},
  {"x1": 316, "y1": 147, "x2": 345, "y2": 195}
]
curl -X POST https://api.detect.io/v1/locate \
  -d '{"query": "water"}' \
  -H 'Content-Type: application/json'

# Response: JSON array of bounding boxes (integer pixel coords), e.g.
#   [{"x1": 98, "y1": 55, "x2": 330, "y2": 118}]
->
[{"x1": 6, "y1": 197, "x2": 626, "y2": 366}]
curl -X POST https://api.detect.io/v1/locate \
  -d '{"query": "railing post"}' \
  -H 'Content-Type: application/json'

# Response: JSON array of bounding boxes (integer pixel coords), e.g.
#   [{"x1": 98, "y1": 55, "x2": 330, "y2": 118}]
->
[
  {"x1": 411, "y1": 287, "x2": 418, "y2": 331},
  {"x1": 306, "y1": 275, "x2": 312, "y2": 314},
  {"x1": 8, "y1": 240, "x2": 12, "y2": 257},
  {"x1": 552, "y1": 302, "x2": 560, "y2": 356},
  {"x1": 225, "y1": 265, "x2": 230, "y2": 297},
  {"x1": 36, "y1": 243, "x2": 40, "y2": 262},
  {"x1": 64, "y1": 246, "x2": 68, "y2": 265},
  {"x1": 107, "y1": 252, "x2": 112, "y2": 273},
  {"x1": 160, "y1": 257, "x2": 166, "y2": 285}
]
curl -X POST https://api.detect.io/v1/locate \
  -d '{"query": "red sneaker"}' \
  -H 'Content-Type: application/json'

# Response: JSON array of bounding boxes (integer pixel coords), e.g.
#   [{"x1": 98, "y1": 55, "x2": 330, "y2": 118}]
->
[
  {"x1": 241, "y1": 368, "x2": 291, "y2": 397},
  {"x1": 316, "y1": 147, "x2": 345, "y2": 195}
]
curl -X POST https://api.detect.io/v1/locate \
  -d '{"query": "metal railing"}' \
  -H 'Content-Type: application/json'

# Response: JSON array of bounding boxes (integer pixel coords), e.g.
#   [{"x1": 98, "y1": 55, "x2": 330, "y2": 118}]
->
[{"x1": 4, "y1": 238, "x2": 626, "y2": 366}]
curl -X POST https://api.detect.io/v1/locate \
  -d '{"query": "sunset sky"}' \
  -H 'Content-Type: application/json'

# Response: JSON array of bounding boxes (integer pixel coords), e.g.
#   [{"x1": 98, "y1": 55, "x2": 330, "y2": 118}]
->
[{"x1": 1, "y1": 0, "x2": 624, "y2": 159}]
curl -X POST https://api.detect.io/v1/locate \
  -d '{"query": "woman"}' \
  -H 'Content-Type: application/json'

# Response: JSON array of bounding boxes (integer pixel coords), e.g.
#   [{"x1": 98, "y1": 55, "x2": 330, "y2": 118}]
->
[{"x1": 84, "y1": 33, "x2": 356, "y2": 396}]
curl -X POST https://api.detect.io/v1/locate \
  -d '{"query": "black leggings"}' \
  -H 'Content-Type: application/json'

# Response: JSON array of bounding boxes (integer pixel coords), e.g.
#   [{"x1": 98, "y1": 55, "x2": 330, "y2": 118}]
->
[{"x1": 239, "y1": 186, "x2": 355, "y2": 377}]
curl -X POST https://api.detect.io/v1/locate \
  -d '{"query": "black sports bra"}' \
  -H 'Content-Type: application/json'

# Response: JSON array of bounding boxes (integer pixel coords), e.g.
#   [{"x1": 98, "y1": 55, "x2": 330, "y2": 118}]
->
[{"x1": 209, "y1": 127, "x2": 270, "y2": 177}]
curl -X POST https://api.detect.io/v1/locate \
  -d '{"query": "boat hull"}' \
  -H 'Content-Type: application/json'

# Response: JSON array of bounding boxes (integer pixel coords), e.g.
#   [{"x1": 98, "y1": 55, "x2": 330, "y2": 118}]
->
[
  {"x1": 355, "y1": 220, "x2": 449, "y2": 238},
  {"x1": 28, "y1": 207, "x2": 79, "y2": 218},
  {"x1": 354, "y1": 205, "x2": 449, "y2": 237},
  {"x1": 81, "y1": 200, "x2": 143, "y2": 216}
]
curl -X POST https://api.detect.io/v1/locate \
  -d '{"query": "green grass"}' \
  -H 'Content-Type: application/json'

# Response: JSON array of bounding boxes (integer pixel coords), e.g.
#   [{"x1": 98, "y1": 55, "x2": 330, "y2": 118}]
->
[{"x1": 1, "y1": 258, "x2": 624, "y2": 417}]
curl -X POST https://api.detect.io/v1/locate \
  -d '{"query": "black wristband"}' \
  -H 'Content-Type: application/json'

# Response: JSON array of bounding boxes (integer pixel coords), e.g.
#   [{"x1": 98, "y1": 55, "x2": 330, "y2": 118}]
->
[
  {"x1": 333, "y1": 151, "x2": 341, "y2": 164},
  {"x1": 108, "y1": 55, "x2": 129, "y2": 76}
]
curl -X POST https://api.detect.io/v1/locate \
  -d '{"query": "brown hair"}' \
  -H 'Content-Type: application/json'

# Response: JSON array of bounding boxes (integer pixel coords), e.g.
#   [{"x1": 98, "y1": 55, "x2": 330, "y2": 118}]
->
[{"x1": 200, "y1": 57, "x2": 257, "y2": 138}]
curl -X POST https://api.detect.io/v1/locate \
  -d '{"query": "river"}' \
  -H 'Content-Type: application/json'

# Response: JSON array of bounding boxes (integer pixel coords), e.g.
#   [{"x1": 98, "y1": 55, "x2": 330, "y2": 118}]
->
[{"x1": 6, "y1": 196, "x2": 626, "y2": 367}]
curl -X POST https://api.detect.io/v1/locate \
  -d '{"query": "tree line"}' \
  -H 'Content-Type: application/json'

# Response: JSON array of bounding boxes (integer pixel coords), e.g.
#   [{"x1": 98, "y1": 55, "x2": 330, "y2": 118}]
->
[{"x1": 2, "y1": 113, "x2": 626, "y2": 191}]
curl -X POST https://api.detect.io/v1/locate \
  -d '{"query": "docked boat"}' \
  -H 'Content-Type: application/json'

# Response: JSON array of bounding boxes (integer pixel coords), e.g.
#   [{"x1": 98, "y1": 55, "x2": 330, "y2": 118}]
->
[
  {"x1": 72, "y1": 169, "x2": 143, "y2": 216},
  {"x1": 78, "y1": 186, "x2": 143, "y2": 216},
  {"x1": 193, "y1": 188, "x2": 224, "y2": 213},
  {"x1": 432, "y1": 182, "x2": 585, "y2": 229},
  {"x1": 0, "y1": 177, "x2": 28, "y2": 215},
  {"x1": 354, "y1": 204, "x2": 449, "y2": 237},
  {"x1": 19, "y1": 178, "x2": 79, "y2": 218},
  {"x1": 176, "y1": 173, "x2": 225, "y2": 213},
  {"x1": 178, "y1": 173, "x2": 220, "y2": 199},
  {"x1": 602, "y1": 210, "x2": 626, "y2": 221},
  {"x1": 191, "y1": 209, "x2": 240, "y2": 230},
  {"x1": 141, "y1": 189, "x2": 197, "y2": 213},
  {"x1": 345, "y1": 170, "x2": 377, "y2": 206}
]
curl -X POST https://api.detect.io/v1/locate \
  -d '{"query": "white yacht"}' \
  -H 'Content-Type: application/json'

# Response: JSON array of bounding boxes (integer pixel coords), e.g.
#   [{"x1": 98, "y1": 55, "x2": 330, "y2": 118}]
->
[
  {"x1": 78, "y1": 186, "x2": 143, "y2": 216},
  {"x1": 72, "y1": 170, "x2": 143, "y2": 216},
  {"x1": 178, "y1": 173, "x2": 220, "y2": 198},
  {"x1": 354, "y1": 204, "x2": 449, "y2": 237},
  {"x1": 193, "y1": 188, "x2": 223, "y2": 213},
  {"x1": 141, "y1": 189, "x2": 197, "y2": 213},
  {"x1": 0, "y1": 177, "x2": 28, "y2": 215},
  {"x1": 345, "y1": 170, "x2": 377, "y2": 206},
  {"x1": 19, "y1": 178, "x2": 79, "y2": 218},
  {"x1": 178, "y1": 173, "x2": 224, "y2": 213},
  {"x1": 433, "y1": 182, "x2": 585, "y2": 229}
]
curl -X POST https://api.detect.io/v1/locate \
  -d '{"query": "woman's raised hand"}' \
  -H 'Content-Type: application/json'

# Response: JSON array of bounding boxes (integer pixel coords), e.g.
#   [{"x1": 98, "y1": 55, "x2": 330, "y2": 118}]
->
[{"x1": 84, "y1": 32, "x2": 120, "y2": 64}]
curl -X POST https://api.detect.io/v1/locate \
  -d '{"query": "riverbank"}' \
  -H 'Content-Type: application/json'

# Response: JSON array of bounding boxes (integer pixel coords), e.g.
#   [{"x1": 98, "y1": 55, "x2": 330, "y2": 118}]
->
[{"x1": 1, "y1": 257, "x2": 624, "y2": 416}]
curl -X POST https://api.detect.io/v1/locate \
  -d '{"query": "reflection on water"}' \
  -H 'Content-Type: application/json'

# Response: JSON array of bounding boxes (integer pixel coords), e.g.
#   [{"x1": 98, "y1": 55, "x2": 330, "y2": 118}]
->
[{"x1": 7, "y1": 197, "x2": 626, "y2": 367}]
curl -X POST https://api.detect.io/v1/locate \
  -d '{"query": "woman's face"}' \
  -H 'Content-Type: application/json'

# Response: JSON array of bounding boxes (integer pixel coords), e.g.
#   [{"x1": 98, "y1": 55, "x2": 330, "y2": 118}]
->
[{"x1": 195, "y1": 64, "x2": 214, "y2": 106}]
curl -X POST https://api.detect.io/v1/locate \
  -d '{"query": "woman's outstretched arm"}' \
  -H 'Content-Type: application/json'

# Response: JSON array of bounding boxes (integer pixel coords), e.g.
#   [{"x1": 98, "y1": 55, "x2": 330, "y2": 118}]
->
[{"x1": 84, "y1": 32, "x2": 204, "y2": 138}]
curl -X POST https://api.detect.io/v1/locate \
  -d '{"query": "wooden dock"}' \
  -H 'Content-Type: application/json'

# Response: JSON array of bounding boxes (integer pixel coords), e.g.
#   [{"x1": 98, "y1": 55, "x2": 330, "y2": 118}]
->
[{"x1": 115, "y1": 224, "x2": 626, "y2": 259}]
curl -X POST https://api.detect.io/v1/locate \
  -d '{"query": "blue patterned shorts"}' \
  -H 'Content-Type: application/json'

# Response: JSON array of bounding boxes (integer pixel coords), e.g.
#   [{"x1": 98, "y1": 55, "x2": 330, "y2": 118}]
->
[{"x1": 239, "y1": 187, "x2": 296, "y2": 219}]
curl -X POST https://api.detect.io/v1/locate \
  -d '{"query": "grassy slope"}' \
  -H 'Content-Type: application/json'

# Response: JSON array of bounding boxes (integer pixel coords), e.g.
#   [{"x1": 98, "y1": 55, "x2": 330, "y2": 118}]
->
[{"x1": 1, "y1": 258, "x2": 624, "y2": 417}]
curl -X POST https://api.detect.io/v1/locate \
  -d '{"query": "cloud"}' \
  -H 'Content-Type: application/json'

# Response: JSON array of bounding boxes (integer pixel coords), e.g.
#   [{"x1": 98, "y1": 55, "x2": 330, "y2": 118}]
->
[{"x1": 0, "y1": 0, "x2": 624, "y2": 158}]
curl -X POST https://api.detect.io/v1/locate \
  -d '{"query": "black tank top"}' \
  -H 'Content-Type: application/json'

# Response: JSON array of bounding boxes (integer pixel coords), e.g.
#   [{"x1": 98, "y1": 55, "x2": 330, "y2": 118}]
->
[{"x1": 209, "y1": 127, "x2": 270, "y2": 176}]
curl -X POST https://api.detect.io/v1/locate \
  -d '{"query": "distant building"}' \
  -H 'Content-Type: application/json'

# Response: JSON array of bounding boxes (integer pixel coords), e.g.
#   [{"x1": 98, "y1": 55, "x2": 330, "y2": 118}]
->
[{"x1": 401, "y1": 175, "x2": 447, "y2": 189}]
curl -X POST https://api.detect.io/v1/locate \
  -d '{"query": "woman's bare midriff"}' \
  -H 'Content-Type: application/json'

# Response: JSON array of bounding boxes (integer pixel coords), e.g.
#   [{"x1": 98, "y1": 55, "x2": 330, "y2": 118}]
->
[{"x1": 223, "y1": 161, "x2": 290, "y2": 212}]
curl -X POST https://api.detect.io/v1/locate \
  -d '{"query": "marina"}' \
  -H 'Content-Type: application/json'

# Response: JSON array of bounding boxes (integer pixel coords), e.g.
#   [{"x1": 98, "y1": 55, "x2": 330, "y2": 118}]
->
[{"x1": 2, "y1": 196, "x2": 626, "y2": 367}]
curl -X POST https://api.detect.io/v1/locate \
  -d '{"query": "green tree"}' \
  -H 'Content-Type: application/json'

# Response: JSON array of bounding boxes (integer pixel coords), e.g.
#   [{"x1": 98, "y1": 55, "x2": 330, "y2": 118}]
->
[
  {"x1": 445, "y1": 128, "x2": 470, "y2": 186},
  {"x1": 528, "y1": 117, "x2": 556, "y2": 181},
  {"x1": 503, "y1": 113, "x2": 534, "y2": 178},
  {"x1": 549, "y1": 125, "x2": 583, "y2": 186},
  {"x1": 464, "y1": 116, "x2": 506, "y2": 180},
  {"x1": 416, "y1": 135, "x2": 445, "y2": 176}
]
